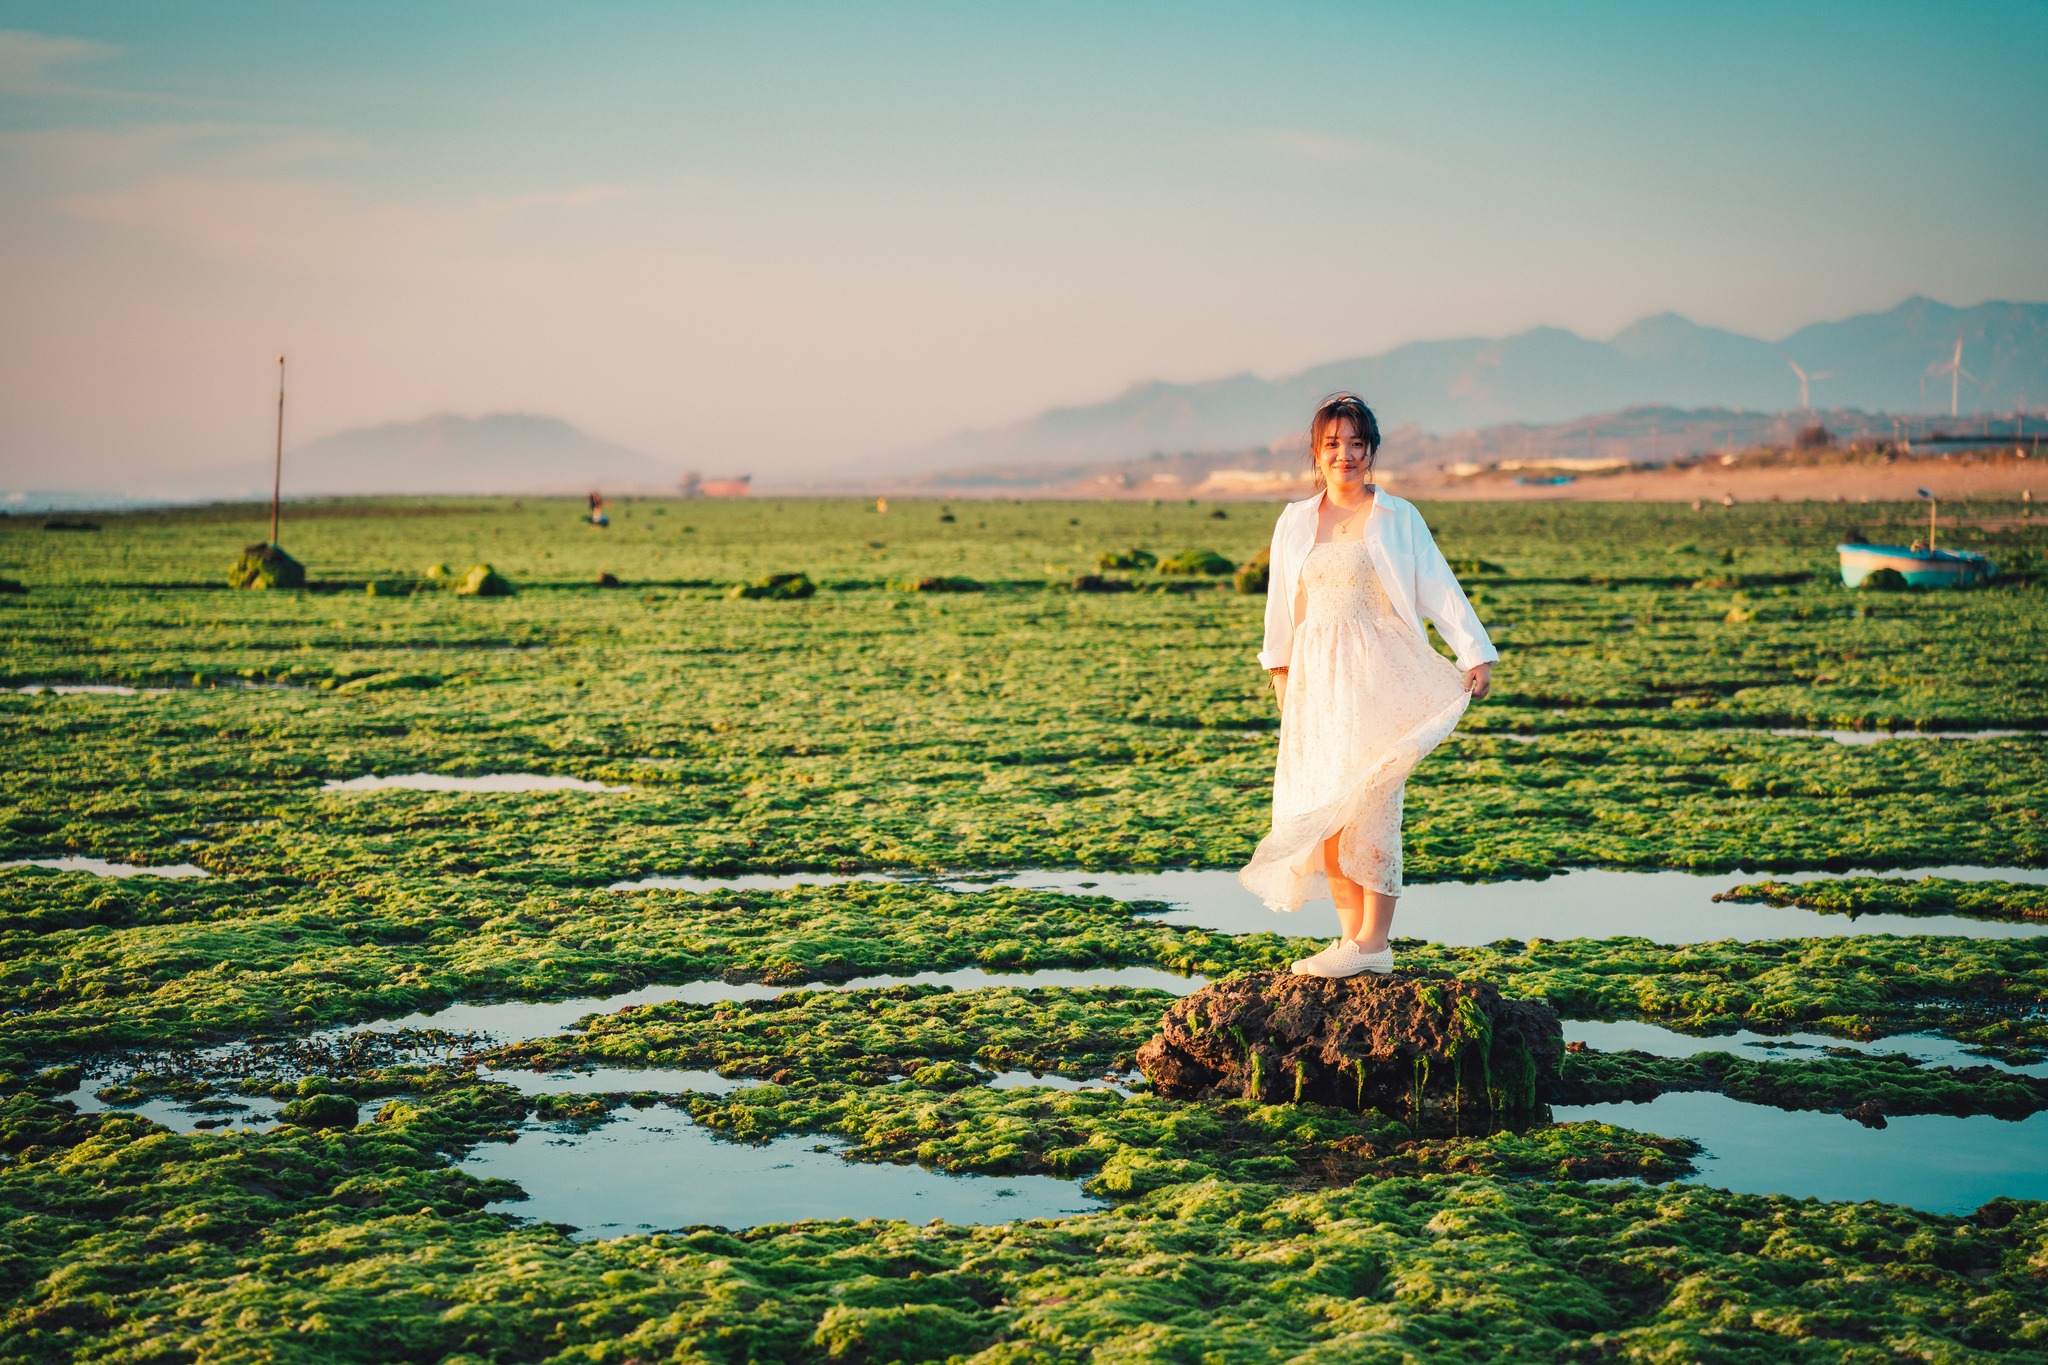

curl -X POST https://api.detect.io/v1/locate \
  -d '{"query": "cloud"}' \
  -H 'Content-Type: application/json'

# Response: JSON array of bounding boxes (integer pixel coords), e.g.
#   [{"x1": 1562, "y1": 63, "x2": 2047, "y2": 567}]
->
[
  {"x1": 58, "y1": 175, "x2": 471, "y2": 269},
  {"x1": 1234, "y1": 129, "x2": 1423, "y2": 170},
  {"x1": 0, "y1": 29, "x2": 119, "y2": 96},
  {"x1": 476, "y1": 184, "x2": 642, "y2": 213}
]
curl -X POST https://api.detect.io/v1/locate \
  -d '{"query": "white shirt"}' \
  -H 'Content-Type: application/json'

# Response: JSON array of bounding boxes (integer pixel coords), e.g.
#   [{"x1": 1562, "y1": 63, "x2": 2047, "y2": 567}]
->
[{"x1": 1258, "y1": 488, "x2": 1499, "y2": 672}]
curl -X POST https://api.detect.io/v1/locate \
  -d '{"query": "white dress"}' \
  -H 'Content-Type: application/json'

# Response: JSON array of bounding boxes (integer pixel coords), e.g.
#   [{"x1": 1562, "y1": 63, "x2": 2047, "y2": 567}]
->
[{"x1": 1238, "y1": 538, "x2": 1470, "y2": 911}]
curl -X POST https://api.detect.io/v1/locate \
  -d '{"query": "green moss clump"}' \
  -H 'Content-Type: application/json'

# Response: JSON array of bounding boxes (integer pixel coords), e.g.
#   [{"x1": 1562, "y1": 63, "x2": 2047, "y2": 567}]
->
[
  {"x1": 277, "y1": 1092, "x2": 359, "y2": 1128},
  {"x1": 894, "y1": 576, "x2": 981, "y2": 593},
  {"x1": 1559, "y1": 1047, "x2": 2048, "y2": 1118},
  {"x1": 1157, "y1": 549, "x2": 1235, "y2": 576},
  {"x1": 1097, "y1": 548, "x2": 1156, "y2": 571},
  {"x1": 1068, "y1": 573, "x2": 1133, "y2": 593},
  {"x1": 730, "y1": 571, "x2": 816, "y2": 600},
  {"x1": 227, "y1": 543, "x2": 305, "y2": 590},
  {"x1": 450, "y1": 563, "x2": 513, "y2": 596},
  {"x1": 1717, "y1": 876, "x2": 2048, "y2": 922},
  {"x1": 1233, "y1": 545, "x2": 1270, "y2": 594}
]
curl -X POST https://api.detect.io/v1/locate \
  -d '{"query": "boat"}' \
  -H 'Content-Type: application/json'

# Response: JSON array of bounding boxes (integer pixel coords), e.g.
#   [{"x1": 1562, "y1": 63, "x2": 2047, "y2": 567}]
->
[{"x1": 1836, "y1": 542, "x2": 1996, "y2": 588}]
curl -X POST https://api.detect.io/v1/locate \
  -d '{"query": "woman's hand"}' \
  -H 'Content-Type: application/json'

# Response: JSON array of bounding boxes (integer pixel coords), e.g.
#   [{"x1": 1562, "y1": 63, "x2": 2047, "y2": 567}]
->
[
  {"x1": 1269, "y1": 667, "x2": 1288, "y2": 710},
  {"x1": 1462, "y1": 662, "x2": 1492, "y2": 700}
]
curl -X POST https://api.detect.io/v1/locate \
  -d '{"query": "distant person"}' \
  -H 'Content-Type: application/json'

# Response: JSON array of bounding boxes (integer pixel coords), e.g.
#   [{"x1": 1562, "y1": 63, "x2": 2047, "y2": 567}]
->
[
  {"x1": 588, "y1": 491, "x2": 609, "y2": 527},
  {"x1": 1239, "y1": 394, "x2": 1496, "y2": 978}
]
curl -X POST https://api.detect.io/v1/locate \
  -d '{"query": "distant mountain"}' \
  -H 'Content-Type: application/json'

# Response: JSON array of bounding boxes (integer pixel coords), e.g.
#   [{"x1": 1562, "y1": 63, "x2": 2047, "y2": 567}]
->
[
  {"x1": 886, "y1": 298, "x2": 2048, "y2": 475},
  {"x1": 280, "y1": 413, "x2": 678, "y2": 495}
]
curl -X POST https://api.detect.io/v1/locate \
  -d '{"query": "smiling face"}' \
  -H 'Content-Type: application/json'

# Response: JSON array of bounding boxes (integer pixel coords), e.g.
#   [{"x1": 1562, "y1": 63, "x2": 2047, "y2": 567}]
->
[{"x1": 1316, "y1": 416, "x2": 1373, "y2": 492}]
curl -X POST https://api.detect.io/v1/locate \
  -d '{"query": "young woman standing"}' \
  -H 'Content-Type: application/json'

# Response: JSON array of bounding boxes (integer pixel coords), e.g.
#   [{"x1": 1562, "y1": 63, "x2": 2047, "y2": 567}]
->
[{"x1": 1237, "y1": 394, "x2": 1496, "y2": 978}]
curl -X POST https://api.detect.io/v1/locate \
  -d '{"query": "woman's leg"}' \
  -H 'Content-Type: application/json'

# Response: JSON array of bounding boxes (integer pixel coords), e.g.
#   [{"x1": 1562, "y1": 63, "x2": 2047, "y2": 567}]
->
[{"x1": 1322, "y1": 832, "x2": 1399, "y2": 950}]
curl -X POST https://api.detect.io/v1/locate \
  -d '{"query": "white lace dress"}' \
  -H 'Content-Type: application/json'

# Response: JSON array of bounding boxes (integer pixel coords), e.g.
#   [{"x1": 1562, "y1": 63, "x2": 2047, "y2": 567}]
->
[{"x1": 1238, "y1": 538, "x2": 1470, "y2": 911}]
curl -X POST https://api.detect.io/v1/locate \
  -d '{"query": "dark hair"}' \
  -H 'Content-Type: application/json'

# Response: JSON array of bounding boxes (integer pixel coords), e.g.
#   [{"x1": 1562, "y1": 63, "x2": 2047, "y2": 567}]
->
[{"x1": 1308, "y1": 393, "x2": 1380, "y2": 490}]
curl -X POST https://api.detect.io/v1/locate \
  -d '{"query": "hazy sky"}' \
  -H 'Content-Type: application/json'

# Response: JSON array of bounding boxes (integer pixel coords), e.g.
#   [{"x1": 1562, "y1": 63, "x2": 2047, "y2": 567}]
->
[{"x1": 4, "y1": 0, "x2": 2045, "y2": 487}]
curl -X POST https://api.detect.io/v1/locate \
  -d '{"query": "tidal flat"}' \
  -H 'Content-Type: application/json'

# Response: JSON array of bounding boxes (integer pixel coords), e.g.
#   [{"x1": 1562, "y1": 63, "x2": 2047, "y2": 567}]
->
[{"x1": 2, "y1": 494, "x2": 2046, "y2": 1362}]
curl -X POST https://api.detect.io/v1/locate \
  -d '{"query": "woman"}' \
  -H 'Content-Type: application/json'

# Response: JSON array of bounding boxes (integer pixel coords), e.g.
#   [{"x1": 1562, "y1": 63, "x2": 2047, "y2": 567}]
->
[{"x1": 1237, "y1": 394, "x2": 1496, "y2": 979}]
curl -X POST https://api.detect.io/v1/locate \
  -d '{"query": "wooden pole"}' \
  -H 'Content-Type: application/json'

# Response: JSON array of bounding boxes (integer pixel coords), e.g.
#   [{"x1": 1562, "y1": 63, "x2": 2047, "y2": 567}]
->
[{"x1": 271, "y1": 355, "x2": 285, "y2": 548}]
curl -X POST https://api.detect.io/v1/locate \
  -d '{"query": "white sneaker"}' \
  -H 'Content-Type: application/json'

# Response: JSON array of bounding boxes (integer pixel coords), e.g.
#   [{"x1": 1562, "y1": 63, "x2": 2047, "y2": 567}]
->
[{"x1": 1290, "y1": 940, "x2": 1393, "y2": 979}]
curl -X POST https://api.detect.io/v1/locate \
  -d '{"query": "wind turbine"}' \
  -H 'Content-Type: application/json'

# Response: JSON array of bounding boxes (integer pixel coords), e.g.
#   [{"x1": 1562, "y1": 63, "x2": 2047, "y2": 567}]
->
[
  {"x1": 1926, "y1": 331, "x2": 1983, "y2": 419},
  {"x1": 1786, "y1": 358, "x2": 1838, "y2": 411}
]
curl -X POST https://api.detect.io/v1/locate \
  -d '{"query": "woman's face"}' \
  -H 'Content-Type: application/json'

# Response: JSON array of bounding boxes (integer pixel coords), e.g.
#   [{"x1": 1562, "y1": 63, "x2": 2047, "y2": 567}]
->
[{"x1": 1317, "y1": 416, "x2": 1371, "y2": 489}]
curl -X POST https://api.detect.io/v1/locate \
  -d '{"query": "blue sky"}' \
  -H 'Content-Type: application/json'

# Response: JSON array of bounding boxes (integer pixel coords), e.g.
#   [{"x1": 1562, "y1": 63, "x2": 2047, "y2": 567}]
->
[{"x1": 3, "y1": 0, "x2": 2044, "y2": 484}]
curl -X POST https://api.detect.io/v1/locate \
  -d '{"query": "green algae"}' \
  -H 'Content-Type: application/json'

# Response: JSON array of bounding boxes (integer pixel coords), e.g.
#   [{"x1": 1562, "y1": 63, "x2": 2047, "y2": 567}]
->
[
  {"x1": 1559, "y1": 1047, "x2": 2048, "y2": 1118},
  {"x1": 1, "y1": 1087, "x2": 2043, "y2": 1363},
  {"x1": 3, "y1": 496, "x2": 2047, "y2": 1358},
  {"x1": 1719, "y1": 875, "x2": 2048, "y2": 922}
]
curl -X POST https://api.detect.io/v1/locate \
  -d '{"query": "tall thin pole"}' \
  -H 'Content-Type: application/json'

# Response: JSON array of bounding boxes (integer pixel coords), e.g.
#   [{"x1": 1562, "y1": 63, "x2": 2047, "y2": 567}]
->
[{"x1": 271, "y1": 355, "x2": 285, "y2": 547}]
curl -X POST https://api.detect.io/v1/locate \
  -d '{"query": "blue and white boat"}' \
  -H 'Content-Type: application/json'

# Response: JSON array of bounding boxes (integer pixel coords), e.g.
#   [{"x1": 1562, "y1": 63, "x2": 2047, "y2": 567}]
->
[{"x1": 1837, "y1": 542, "x2": 1996, "y2": 588}]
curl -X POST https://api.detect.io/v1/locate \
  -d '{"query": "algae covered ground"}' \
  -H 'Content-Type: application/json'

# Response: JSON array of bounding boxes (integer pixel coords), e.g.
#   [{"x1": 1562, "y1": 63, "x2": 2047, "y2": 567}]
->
[{"x1": 3, "y1": 494, "x2": 2047, "y2": 1362}]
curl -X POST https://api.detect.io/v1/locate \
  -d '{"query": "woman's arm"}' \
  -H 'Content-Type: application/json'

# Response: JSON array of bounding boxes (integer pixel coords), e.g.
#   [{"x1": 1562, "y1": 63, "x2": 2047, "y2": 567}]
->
[{"x1": 1256, "y1": 510, "x2": 1295, "y2": 672}]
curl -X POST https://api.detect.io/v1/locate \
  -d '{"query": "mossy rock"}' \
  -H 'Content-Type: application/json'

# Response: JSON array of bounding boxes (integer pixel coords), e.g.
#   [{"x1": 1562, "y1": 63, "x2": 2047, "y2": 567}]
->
[
  {"x1": 597, "y1": 571, "x2": 622, "y2": 588},
  {"x1": 454, "y1": 564, "x2": 514, "y2": 597},
  {"x1": 1158, "y1": 549, "x2": 1235, "y2": 577},
  {"x1": 896, "y1": 576, "x2": 982, "y2": 593},
  {"x1": 1234, "y1": 545, "x2": 1270, "y2": 595},
  {"x1": 423, "y1": 563, "x2": 453, "y2": 582},
  {"x1": 730, "y1": 572, "x2": 816, "y2": 600},
  {"x1": 1860, "y1": 567, "x2": 1909, "y2": 592},
  {"x1": 907, "y1": 1060, "x2": 984, "y2": 1090},
  {"x1": 1070, "y1": 573, "x2": 1134, "y2": 594},
  {"x1": 0, "y1": 578, "x2": 26, "y2": 595},
  {"x1": 227, "y1": 543, "x2": 306, "y2": 590},
  {"x1": 278, "y1": 1093, "x2": 358, "y2": 1129},
  {"x1": 1098, "y1": 547, "x2": 1156, "y2": 571}
]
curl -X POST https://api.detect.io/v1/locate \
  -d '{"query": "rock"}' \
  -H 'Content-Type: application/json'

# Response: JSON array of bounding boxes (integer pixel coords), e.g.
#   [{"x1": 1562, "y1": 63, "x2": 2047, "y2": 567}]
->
[
  {"x1": 1070, "y1": 573, "x2": 1134, "y2": 594},
  {"x1": 279, "y1": 1093, "x2": 359, "y2": 1129},
  {"x1": 1234, "y1": 546, "x2": 1270, "y2": 595},
  {"x1": 729, "y1": 572, "x2": 816, "y2": 600},
  {"x1": 1844, "y1": 1100, "x2": 1888, "y2": 1129},
  {"x1": 454, "y1": 563, "x2": 514, "y2": 597},
  {"x1": 1136, "y1": 971, "x2": 1561, "y2": 1120},
  {"x1": 1157, "y1": 549, "x2": 1235, "y2": 577},
  {"x1": 228, "y1": 543, "x2": 306, "y2": 590}
]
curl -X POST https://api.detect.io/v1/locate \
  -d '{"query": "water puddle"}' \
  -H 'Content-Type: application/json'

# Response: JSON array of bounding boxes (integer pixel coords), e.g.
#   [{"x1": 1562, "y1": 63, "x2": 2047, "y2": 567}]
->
[
  {"x1": 1566, "y1": 1020, "x2": 2048, "y2": 1078},
  {"x1": 980, "y1": 1067, "x2": 1140, "y2": 1097},
  {"x1": 1767, "y1": 728, "x2": 2041, "y2": 745},
  {"x1": 324, "y1": 773, "x2": 630, "y2": 793},
  {"x1": 1555, "y1": 1092, "x2": 2048, "y2": 1214},
  {"x1": 13, "y1": 683, "x2": 169, "y2": 696},
  {"x1": 55, "y1": 1079, "x2": 380, "y2": 1135},
  {"x1": 1, "y1": 856, "x2": 209, "y2": 878},
  {"x1": 325, "y1": 966, "x2": 1204, "y2": 1047},
  {"x1": 462, "y1": 1102, "x2": 1104, "y2": 1236},
  {"x1": 610, "y1": 871, "x2": 894, "y2": 893},
  {"x1": 936, "y1": 866, "x2": 2048, "y2": 943},
  {"x1": 476, "y1": 1065, "x2": 759, "y2": 1097}
]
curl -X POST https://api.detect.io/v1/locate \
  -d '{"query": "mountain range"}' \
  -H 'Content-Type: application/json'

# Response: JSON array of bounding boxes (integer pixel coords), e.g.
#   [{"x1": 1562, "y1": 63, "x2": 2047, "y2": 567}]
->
[
  {"x1": 885, "y1": 297, "x2": 2048, "y2": 477},
  {"x1": 275, "y1": 413, "x2": 678, "y2": 496}
]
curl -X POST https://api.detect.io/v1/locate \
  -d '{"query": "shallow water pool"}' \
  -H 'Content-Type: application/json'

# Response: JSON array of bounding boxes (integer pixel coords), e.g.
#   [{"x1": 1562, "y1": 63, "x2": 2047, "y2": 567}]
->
[
  {"x1": 476, "y1": 1065, "x2": 759, "y2": 1096},
  {"x1": 463, "y1": 1103, "x2": 1104, "y2": 1235},
  {"x1": 1, "y1": 856, "x2": 209, "y2": 878},
  {"x1": 1565, "y1": 1020, "x2": 2048, "y2": 1078},
  {"x1": 950, "y1": 865, "x2": 2048, "y2": 942},
  {"x1": 327, "y1": 965, "x2": 1206, "y2": 1046},
  {"x1": 324, "y1": 773, "x2": 629, "y2": 793},
  {"x1": 1554, "y1": 1091, "x2": 2048, "y2": 1214}
]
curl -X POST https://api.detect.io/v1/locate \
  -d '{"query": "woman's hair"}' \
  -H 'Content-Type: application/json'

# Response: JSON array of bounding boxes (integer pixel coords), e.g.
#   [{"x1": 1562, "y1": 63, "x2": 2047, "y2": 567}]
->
[{"x1": 1308, "y1": 393, "x2": 1381, "y2": 489}]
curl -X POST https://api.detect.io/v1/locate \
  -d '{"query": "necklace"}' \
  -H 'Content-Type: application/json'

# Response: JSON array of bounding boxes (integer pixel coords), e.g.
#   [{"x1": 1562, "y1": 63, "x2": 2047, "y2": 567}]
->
[{"x1": 1328, "y1": 491, "x2": 1371, "y2": 536}]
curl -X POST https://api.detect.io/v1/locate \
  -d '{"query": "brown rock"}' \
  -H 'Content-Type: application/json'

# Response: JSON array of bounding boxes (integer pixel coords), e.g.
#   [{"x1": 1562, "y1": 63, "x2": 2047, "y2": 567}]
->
[{"x1": 1136, "y1": 970, "x2": 1561, "y2": 1120}]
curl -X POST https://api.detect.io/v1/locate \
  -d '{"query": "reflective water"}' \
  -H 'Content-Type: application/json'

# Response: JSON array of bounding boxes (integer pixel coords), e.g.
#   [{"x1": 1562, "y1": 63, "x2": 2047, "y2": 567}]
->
[
  {"x1": 946, "y1": 866, "x2": 2048, "y2": 942},
  {"x1": 463, "y1": 1103, "x2": 1104, "y2": 1236},
  {"x1": 1, "y1": 856, "x2": 209, "y2": 878},
  {"x1": 477, "y1": 1065, "x2": 759, "y2": 1097},
  {"x1": 324, "y1": 773, "x2": 629, "y2": 793},
  {"x1": 328, "y1": 966, "x2": 1206, "y2": 1046},
  {"x1": 57, "y1": 1080, "x2": 378, "y2": 1134},
  {"x1": 981, "y1": 1068, "x2": 1140, "y2": 1098},
  {"x1": 1555, "y1": 1092, "x2": 2048, "y2": 1214},
  {"x1": 14, "y1": 683, "x2": 168, "y2": 696},
  {"x1": 1565, "y1": 1020, "x2": 2048, "y2": 1078},
  {"x1": 1768, "y1": 728, "x2": 2040, "y2": 745}
]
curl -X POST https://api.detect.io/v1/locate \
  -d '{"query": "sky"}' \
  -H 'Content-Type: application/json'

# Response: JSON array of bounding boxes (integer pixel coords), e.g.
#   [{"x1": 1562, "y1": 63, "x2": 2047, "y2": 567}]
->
[{"x1": 3, "y1": 0, "x2": 2046, "y2": 489}]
